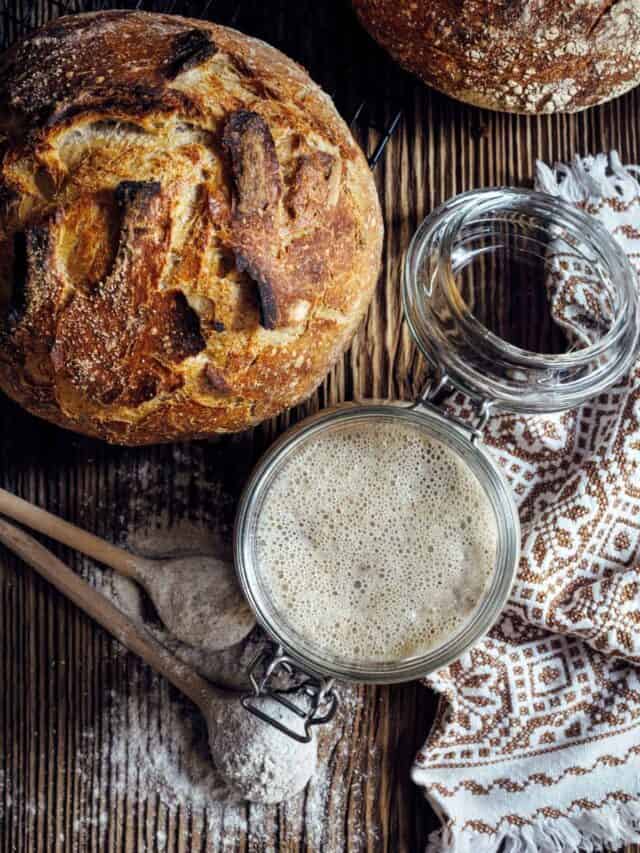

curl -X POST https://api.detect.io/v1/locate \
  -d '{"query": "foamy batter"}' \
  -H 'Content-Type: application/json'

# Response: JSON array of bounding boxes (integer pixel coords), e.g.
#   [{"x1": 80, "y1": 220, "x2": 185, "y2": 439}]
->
[{"x1": 256, "y1": 419, "x2": 498, "y2": 663}]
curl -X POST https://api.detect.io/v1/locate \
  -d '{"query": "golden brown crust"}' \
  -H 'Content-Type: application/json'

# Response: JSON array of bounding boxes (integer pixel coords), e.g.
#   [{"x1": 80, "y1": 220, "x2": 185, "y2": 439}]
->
[
  {"x1": 353, "y1": 0, "x2": 640, "y2": 114},
  {"x1": 0, "y1": 11, "x2": 383, "y2": 443}
]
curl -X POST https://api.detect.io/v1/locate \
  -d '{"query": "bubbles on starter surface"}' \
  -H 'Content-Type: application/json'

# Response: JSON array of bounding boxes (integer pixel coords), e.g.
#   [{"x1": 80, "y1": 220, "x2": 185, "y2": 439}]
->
[{"x1": 255, "y1": 419, "x2": 499, "y2": 664}]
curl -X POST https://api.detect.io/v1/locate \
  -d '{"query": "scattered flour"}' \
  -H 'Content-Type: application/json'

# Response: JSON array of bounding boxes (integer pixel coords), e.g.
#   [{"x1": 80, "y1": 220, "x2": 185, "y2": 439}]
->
[
  {"x1": 1, "y1": 672, "x2": 376, "y2": 851},
  {"x1": 2, "y1": 443, "x2": 380, "y2": 849}
]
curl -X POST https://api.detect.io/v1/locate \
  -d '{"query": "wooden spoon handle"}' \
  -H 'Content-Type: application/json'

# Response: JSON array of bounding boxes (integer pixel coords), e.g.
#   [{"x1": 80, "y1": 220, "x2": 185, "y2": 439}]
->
[
  {"x1": 0, "y1": 516, "x2": 217, "y2": 710},
  {"x1": 0, "y1": 487, "x2": 139, "y2": 579}
]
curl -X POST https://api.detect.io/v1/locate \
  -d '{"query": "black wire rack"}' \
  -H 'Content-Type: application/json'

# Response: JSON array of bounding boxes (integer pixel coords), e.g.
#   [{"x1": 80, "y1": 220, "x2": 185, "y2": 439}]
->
[{"x1": 0, "y1": 0, "x2": 403, "y2": 168}]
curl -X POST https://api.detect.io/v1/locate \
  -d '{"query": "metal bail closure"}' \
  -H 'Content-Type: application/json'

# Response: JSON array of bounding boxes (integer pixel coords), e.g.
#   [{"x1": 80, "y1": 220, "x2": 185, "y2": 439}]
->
[
  {"x1": 412, "y1": 368, "x2": 493, "y2": 445},
  {"x1": 241, "y1": 644, "x2": 338, "y2": 743}
]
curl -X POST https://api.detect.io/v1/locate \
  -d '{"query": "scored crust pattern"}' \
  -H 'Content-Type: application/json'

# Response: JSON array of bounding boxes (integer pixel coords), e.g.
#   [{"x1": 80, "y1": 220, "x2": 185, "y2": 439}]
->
[{"x1": 0, "y1": 11, "x2": 383, "y2": 444}]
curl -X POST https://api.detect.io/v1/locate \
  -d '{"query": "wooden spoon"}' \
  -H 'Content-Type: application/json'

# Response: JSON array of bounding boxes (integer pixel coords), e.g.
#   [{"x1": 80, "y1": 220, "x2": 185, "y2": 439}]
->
[
  {"x1": 0, "y1": 487, "x2": 255, "y2": 652},
  {"x1": 0, "y1": 516, "x2": 317, "y2": 804}
]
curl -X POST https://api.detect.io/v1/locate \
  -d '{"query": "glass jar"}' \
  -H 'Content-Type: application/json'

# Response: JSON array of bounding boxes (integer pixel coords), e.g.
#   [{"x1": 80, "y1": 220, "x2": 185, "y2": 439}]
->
[
  {"x1": 404, "y1": 188, "x2": 639, "y2": 413},
  {"x1": 234, "y1": 188, "x2": 640, "y2": 742}
]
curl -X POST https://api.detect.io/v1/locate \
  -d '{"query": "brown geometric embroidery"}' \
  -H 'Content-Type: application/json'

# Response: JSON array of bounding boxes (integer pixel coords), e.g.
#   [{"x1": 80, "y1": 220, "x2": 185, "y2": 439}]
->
[
  {"x1": 414, "y1": 155, "x2": 640, "y2": 852},
  {"x1": 427, "y1": 745, "x2": 640, "y2": 798},
  {"x1": 460, "y1": 790, "x2": 636, "y2": 834}
]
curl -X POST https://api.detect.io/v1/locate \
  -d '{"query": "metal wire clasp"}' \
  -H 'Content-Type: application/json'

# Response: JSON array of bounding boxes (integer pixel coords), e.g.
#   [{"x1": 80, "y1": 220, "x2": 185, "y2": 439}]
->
[
  {"x1": 412, "y1": 370, "x2": 493, "y2": 444},
  {"x1": 241, "y1": 644, "x2": 338, "y2": 743}
]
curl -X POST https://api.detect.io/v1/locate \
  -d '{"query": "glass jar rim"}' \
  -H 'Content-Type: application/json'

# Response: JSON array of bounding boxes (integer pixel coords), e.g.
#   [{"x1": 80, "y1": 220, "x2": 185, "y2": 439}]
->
[
  {"x1": 234, "y1": 402, "x2": 519, "y2": 683},
  {"x1": 403, "y1": 188, "x2": 640, "y2": 413}
]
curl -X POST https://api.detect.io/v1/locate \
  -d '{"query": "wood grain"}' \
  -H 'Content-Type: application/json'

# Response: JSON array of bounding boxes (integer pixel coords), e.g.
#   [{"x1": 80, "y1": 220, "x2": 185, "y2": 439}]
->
[{"x1": 1, "y1": 0, "x2": 640, "y2": 851}]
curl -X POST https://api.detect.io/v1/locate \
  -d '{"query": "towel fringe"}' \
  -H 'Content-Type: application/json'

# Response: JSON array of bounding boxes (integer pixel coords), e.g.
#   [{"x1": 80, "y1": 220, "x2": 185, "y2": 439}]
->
[
  {"x1": 427, "y1": 799, "x2": 640, "y2": 853},
  {"x1": 534, "y1": 151, "x2": 640, "y2": 203}
]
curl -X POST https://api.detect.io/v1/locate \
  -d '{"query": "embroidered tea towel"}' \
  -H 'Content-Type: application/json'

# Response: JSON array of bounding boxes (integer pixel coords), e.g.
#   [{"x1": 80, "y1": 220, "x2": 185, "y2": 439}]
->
[{"x1": 413, "y1": 152, "x2": 640, "y2": 853}]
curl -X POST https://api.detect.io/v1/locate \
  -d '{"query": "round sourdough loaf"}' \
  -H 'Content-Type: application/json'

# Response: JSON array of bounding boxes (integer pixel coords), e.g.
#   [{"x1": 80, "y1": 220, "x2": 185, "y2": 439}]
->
[
  {"x1": 0, "y1": 11, "x2": 382, "y2": 444},
  {"x1": 353, "y1": 0, "x2": 640, "y2": 113}
]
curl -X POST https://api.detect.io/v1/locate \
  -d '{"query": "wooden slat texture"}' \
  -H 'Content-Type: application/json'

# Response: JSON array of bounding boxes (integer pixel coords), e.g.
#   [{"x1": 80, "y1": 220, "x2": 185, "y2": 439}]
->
[{"x1": 1, "y1": 1, "x2": 640, "y2": 850}]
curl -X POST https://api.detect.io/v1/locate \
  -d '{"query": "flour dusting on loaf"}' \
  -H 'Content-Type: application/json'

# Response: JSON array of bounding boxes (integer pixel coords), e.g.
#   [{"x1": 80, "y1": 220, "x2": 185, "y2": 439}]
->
[
  {"x1": 0, "y1": 11, "x2": 382, "y2": 443},
  {"x1": 353, "y1": 0, "x2": 640, "y2": 114}
]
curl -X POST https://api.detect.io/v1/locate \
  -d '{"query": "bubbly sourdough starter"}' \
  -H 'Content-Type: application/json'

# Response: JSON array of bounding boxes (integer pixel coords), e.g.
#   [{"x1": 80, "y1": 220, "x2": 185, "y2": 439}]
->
[{"x1": 256, "y1": 419, "x2": 498, "y2": 662}]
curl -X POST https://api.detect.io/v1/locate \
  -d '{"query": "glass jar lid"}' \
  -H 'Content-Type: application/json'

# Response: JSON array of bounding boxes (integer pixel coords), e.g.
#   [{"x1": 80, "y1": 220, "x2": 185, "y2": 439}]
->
[{"x1": 403, "y1": 188, "x2": 640, "y2": 413}]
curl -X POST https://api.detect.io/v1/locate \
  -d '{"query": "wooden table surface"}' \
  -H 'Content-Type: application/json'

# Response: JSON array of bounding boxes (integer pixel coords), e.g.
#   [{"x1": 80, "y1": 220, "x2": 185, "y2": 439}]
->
[{"x1": 2, "y1": 1, "x2": 640, "y2": 851}]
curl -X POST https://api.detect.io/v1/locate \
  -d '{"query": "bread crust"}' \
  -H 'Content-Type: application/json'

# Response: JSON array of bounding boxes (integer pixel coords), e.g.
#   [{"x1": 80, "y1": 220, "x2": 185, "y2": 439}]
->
[
  {"x1": 353, "y1": 0, "x2": 640, "y2": 114},
  {"x1": 0, "y1": 11, "x2": 383, "y2": 443}
]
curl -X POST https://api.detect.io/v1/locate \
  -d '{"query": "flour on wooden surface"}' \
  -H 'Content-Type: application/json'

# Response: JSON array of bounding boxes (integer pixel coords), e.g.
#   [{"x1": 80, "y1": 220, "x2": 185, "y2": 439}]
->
[
  {"x1": 1, "y1": 666, "x2": 374, "y2": 850},
  {"x1": 0, "y1": 453, "x2": 377, "y2": 849}
]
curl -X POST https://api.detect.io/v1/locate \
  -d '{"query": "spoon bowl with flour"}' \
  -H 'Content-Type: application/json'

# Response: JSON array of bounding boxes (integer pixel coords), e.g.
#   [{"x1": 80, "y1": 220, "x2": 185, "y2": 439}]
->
[
  {"x1": 0, "y1": 515, "x2": 316, "y2": 804},
  {"x1": 131, "y1": 552, "x2": 255, "y2": 651},
  {"x1": 0, "y1": 487, "x2": 255, "y2": 652}
]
